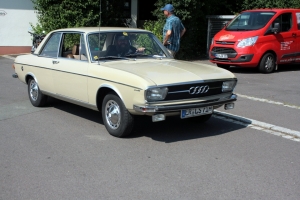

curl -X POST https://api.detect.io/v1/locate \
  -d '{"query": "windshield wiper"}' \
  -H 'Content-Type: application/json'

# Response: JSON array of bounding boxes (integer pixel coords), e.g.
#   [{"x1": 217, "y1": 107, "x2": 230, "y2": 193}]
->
[
  {"x1": 95, "y1": 56, "x2": 129, "y2": 60},
  {"x1": 124, "y1": 53, "x2": 151, "y2": 58}
]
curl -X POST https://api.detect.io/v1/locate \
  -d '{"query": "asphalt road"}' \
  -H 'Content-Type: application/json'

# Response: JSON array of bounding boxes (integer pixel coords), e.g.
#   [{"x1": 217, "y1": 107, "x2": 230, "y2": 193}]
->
[{"x1": 1, "y1": 56, "x2": 300, "y2": 200}]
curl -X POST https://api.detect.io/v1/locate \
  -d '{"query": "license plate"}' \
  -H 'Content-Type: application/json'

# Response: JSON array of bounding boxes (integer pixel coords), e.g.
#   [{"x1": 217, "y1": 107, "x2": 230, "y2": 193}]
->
[
  {"x1": 215, "y1": 54, "x2": 228, "y2": 58},
  {"x1": 181, "y1": 106, "x2": 213, "y2": 119}
]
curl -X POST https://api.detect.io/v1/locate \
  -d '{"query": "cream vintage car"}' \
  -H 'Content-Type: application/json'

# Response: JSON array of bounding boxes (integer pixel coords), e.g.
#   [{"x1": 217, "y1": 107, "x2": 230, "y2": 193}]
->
[{"x1": 13, "y1": 27, "x2": 237, "y2": 137}]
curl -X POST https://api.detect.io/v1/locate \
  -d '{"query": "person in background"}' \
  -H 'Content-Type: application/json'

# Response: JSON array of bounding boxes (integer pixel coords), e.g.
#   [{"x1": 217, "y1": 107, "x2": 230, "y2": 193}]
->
[{"x1": 161, "y1": 4, "x2": 186, "y2": 58}]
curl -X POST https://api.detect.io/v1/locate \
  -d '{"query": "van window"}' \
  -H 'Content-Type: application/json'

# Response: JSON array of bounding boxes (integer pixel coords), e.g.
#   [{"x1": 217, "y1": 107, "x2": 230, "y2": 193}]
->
[
  {"x1": 226, "y1": 11, "x2": 275, "y2": 31},
  {"x1": 272, "y1": 13, "x2": 292, "y2": 32},
  {"x1": 296, "y1": 13, "x2": 300, "y2": 30}
]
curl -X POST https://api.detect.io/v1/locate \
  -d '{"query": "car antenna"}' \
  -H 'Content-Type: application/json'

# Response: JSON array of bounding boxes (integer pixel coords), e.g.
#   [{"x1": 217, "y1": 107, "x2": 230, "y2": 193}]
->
[{"x1": 97, "y1": 0, "x2": 102, "y2": 65}]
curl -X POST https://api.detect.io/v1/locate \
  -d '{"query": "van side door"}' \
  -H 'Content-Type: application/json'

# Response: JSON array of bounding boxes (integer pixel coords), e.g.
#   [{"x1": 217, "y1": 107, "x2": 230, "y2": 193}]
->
[
  {"x1": 295, "y1": 12, "x2": 300, "y2": 62},
  {"x1": 272, "y1": 12, "x2": 298, "y2": 64}
]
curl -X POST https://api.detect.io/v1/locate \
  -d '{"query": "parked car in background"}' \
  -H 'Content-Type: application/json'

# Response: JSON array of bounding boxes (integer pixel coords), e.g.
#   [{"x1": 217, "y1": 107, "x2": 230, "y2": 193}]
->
[
  {"x1": 13, "y1": 27, "x2": 237, "y2": 137},
  {"x1": 209, "y1": 9, "x2": 300, "y2": 73}
]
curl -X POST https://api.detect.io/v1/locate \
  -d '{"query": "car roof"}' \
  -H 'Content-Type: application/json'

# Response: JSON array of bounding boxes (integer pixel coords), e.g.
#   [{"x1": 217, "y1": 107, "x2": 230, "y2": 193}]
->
[{"x1": 52, "y1": 27, "x2": 151, "y2": 34}]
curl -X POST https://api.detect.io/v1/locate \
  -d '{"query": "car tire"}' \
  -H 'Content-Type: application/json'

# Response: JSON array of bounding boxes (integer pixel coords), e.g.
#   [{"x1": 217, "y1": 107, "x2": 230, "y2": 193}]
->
[
  {"x1": 217, "y1": 64, "x2": 230, "y2": 70},
  {"x1": 28, "y1": 78, "x2": 47, "y2": 107},
  {"x1": 188, "y1": 114, "x2": 212, "y2": 123},
  {"x1": 259, "y1": 53, "x2": 275, "y2": 73},
  {"x1": 102, "y1": 93, "x2": 134, "y2": 137}
]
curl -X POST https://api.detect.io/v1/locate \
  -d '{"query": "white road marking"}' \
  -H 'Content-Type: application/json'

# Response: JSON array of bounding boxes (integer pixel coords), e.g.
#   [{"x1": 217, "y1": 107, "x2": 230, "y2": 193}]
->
[
  {"x1": 213, "y1": 110, "x2": 300, "y2": 142},
  {"x1": 237, "y1": 93, "x2": 300, "y2": 110}
]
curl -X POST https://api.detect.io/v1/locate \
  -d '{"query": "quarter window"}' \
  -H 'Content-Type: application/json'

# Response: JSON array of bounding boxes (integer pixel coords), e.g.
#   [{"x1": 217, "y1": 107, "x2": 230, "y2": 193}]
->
[
  {"x1": 40, "y1": 33, "x2": 61, "y2": 58},
  {"x1": 296, "y1": 13, "x2": 300, "y2": 30}
]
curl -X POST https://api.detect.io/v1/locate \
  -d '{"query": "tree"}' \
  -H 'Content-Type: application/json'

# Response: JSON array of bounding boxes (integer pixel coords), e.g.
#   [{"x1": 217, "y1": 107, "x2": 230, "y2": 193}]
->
[
  {"x1": 31, "y1": 0, "x2": 130, "y2": 33},
  {"x1": 242, "y1": 0, "x2": 300, "y2": 10}
]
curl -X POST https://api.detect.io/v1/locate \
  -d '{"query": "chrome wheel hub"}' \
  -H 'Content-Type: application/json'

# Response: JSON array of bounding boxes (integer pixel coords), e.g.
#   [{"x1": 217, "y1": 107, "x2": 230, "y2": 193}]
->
[
  {"x1": 265, "y1": 56, "x2": 274, "y2": 71},
  {"x1": 30, "y1": 80, "x2": 38, "y2": 101},
  {"x1": 105, "y1": 100, "x2": 121, "y2": 130}
]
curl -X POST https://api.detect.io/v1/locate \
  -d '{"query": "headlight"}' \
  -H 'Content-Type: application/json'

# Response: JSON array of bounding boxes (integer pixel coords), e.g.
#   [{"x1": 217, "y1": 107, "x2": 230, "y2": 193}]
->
[
  {"x1": 211, "y1": 37, "x2": 214, "y2": 45},
  {"x1": 237, "y1": 36, "x2": 258, "y2": 48},
  {"x1": 222, "y1": 80, "x2": 237, "y2": 92},
  {"x1": 146, "y1": 87, "x2": 168, "y2": 101}
]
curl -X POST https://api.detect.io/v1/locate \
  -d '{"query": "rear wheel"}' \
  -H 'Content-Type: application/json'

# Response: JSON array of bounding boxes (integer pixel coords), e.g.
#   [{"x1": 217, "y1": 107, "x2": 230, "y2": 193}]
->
[
  {"x1": 27, "y1": 78, "x2": 47, "y2": 107},
  {"x1": 259, "y1": 53, "x2": 275, "y2": 73},
  {"x1": 217, "y1": 63, "x2": 230, "y2": 70},
  {"x1": 102, "y1": 93, "x2": 134, "y2": 137}
]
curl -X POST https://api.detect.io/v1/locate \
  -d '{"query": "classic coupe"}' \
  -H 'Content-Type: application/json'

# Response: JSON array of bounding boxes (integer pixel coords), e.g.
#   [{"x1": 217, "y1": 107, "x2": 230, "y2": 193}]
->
[{"x1": 13, "y1": 27, "x2": 237, "y2": 137}]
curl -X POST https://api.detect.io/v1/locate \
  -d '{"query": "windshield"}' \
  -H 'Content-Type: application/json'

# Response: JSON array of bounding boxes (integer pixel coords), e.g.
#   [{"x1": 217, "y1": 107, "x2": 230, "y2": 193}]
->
[
  {"x1": 226, "y1": 11, "x2": 275, "y2": 31},
  {"x1": 87, "y1": 31, "x2": 168, "y2": 61}
]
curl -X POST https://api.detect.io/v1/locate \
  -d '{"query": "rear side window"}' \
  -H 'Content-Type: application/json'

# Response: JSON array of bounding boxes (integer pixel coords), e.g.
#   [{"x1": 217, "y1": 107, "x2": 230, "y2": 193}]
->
[
  {"x1": 40, "y1": 33, "x2": 61, "y2": 57},
  {"x1": 296, "y1": 13, "x2": 300, "y2": 30}
]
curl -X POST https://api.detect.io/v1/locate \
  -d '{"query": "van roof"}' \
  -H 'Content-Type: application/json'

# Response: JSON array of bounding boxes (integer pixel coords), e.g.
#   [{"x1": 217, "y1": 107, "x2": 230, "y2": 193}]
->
[{"x1": 243, "y1": 8, "x2": 300, "y2": 12}]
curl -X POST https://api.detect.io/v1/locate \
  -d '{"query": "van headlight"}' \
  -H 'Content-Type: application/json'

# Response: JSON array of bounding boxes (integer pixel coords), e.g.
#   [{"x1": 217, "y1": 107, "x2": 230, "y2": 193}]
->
[
  {"x1": 222, "y1": 80, "x2": 237, "y2": 92},
  {"x1": 237, "y1": 36, "x2": 258, "y2": 48},
  {"x1": 146, "y1": 87, "x2": 168, "y2": 101}
]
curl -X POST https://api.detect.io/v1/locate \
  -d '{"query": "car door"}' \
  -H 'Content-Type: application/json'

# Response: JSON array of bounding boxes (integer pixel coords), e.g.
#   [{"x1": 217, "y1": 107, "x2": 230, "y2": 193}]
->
[
  {"x1": 273, "y1": 12, "x2": 298, "y2": 64},
  {"x1": 52, "y1": 32, "x2": 89, "y2": 103},
  {"x1": 295, "y1": 11, "x2": 300, "y2": 62}
]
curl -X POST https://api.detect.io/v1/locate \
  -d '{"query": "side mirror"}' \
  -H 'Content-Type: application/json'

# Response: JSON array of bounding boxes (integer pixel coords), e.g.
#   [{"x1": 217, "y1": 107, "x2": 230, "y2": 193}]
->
[{"x1": 272, "y1": 23, "x2": 280, "y2": 34}]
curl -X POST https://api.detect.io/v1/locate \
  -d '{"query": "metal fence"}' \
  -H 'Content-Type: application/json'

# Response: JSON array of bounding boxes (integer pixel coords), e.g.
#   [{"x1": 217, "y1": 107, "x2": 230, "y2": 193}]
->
[{"x1": 206, "y1": 15, "x2": 235, "y2": 56}]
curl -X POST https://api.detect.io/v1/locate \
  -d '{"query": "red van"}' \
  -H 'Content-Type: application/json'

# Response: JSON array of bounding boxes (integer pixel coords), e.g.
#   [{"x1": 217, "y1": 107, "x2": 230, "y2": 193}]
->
[{"x1": 209, "y1": 9, "x2": 300, "y2": 73}]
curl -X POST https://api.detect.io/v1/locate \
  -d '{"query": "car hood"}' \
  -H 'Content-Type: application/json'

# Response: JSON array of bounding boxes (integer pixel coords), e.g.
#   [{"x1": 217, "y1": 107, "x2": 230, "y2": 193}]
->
[
  {"x1": 101, "y1": 59, "x2": 235, "y2": 85},
  {"x1": 214, "y1": 30, "x2": 259, "y2": 41}
]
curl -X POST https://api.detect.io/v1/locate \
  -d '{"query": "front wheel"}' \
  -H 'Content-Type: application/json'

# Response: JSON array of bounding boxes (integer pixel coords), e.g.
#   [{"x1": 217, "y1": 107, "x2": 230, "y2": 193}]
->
[
  {"x1": 259, "y1": 53, "x2": 275, "y2": 73},
  {"x1": 28, "y1": 78, "x2": 47, "y2": 107},
  {"x1": 102, "y1": 93, "x2": 134, "y2": 137}
]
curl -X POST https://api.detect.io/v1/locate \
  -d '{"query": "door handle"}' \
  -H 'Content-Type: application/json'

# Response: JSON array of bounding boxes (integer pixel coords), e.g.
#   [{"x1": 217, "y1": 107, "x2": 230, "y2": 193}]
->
[
  {"x1": 52, "y1": 60, "x2": 59, "y2": 64},
  {"x1": 292, "y1": 33, "x2": 297, "y2": 37}
]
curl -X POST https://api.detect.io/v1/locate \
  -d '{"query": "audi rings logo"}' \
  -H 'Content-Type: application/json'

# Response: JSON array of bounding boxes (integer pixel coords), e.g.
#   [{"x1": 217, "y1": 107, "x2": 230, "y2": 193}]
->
[{"x1": 189, "y1": 85, "x2": 209, "y2": 94}]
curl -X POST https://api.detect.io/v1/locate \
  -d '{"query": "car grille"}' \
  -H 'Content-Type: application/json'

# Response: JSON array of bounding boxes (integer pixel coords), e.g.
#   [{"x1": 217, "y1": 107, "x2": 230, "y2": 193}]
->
[
  {"x1": 211, "y1": 47, "x2": 236, "y2": 54},
  {"x1": 165, "y1": 81, "x2": 224, "y2": 101},
  {"x1": 215, "y1": 41, "x2": 235, "y2": 45}
]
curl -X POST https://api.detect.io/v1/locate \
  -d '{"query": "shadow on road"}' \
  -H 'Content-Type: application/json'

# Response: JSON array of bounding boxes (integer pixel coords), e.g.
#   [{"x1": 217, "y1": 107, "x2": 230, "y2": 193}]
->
[{"x1": 47, "y1": 97, "x2": 246, "y2": 143}]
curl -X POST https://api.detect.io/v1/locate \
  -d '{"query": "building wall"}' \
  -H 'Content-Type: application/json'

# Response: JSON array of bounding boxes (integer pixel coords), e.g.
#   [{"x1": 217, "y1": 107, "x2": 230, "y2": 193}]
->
[
  {"x1": 0, "y1": 0, "x2": 38, "y2": 54},
  {"x1": 0, "y1": 0, "x2": 154, "y2": 55}
]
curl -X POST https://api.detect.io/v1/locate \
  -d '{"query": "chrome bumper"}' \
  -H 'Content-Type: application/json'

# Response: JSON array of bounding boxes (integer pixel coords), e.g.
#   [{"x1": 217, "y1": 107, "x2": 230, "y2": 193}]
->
[{"x1": 134, "y1": 94, "x2": 237, "y2": 113}]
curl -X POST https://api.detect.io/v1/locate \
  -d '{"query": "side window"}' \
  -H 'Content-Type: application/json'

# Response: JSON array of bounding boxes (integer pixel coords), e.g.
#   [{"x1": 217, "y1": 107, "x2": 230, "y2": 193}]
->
[
  {"x1": 60, "y1": 33, "x2": 83, "y2": 60},
  {"x1": 296, "y1": 13, "x2": 300, "y2": 30},
  {"x1": 272, "y1": 13, "x2": 292, "y2": 32},
  {"x1": 40, "y1": 33, "x2": 61, "y2": 57}
]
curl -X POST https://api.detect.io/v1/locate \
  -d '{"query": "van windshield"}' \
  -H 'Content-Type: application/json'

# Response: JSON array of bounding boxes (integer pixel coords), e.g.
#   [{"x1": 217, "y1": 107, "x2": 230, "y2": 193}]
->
[{"x1": 226, "y1": 11, "x2": 275, "y2": 31}]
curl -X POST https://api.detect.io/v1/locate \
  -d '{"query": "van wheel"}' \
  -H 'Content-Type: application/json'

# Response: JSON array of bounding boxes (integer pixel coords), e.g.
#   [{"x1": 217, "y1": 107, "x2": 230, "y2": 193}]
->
[
  {"x1": 28, "y1": 78, "x2": 47, "y2": 107},
  {"x1": 259, "y1": 53, "x2": 275, "y2": 73},
  {"x1": 102, "y1": 93, "x2": 134, "y2": 137},
  {"x1": 217, "y1": 64, "x2": 230, "y2": 70}
]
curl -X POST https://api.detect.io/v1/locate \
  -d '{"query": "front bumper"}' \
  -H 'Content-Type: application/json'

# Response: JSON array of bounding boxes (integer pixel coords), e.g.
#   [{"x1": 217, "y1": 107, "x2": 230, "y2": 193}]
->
[{"x1": 133, "y1": 94, "x2": 237, "y2": 113}]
